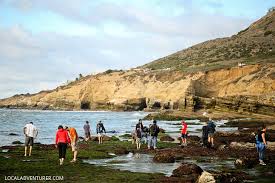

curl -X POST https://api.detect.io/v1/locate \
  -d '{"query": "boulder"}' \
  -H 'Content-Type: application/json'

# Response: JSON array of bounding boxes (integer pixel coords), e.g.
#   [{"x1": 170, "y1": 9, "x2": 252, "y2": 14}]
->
[
  {"x1": 159, "y1": 128, "x2": 166, "y2": 133},
  {"x1": 215, "y1": 171, "x2": 250, "y2": 183},
  {"x1": 12, "y1": 141, "x2": 23, "y2": 144},
  {"x1": 113, "y1": 148, "x2": 129, "y2": 155},
  {"x1": 153, "y1": 152, "x2": 176, "y2": 163},
  {"x1": 198, "y1": 171, "x2": 216, "y2": 183},
  {"x1": 160, "y1": 135, "x2": 174, "y2": 142},
  {"x1": 229, "y1": 142, "x2": 255, "y2": 149},
  {"x1": 234, "y1": 157, "x2": 258, "y2": 168},
  {"x1": 172, "y1": 163, "x2": 203, "y2": 182},
  {"x1": 9, "y1": 133, "x2": 19, "y2": 136},
  {"x1": 90, "y1": 135, "x2": 113, "y2": 141}
]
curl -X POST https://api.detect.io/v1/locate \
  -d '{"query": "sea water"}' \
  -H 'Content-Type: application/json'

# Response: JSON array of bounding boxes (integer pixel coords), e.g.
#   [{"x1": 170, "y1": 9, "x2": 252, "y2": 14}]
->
[{"x1": 0, "y1": 109, "x2": 237, "y2": 146}]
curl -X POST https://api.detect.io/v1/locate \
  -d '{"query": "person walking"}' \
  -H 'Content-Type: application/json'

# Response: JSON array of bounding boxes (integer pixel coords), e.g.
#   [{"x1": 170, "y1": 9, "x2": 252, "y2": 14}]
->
[
  {"x1": 23, "y1": 122, "x2": 38, "y2": 157},
  {"x1": 65, "y1": 126, "x2": 78, "y2": 163},
  {"x1": 207, "y1": 118, "x2": 216, "y2": 147},
  {"x1": 55, "y1": 125, "x2": 70, "y2": 165},
  {"x1": 96, "y1": 121, "x2": 106, "y2": 144},
  {"x1": 256, "y1": 125, "x2": 267, "y2": 165},
  {"x1": 181, "y1": 120, "x2": 188, "y2": 146},
  {"x1": 148, "y1": 120, "x2": 160, "y2": 150},
  {"x1": 83, "y1": 121, "x2": 91, "y2": 141}
]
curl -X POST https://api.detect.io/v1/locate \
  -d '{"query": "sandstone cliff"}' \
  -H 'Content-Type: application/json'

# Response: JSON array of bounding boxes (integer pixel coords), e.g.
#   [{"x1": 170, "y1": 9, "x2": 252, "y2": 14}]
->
[{"x1": 0, "y1": 11, "x2": 275, "y2": 115}]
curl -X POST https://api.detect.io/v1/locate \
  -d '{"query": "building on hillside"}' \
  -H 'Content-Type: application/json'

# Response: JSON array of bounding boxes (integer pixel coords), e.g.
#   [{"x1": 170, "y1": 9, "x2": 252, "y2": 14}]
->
[
  {"x1": 238, "y1": 63, "x2": 246, "y2": 67},
  {"x1": 268, "y1": 7, "x2": 275, "y2": 12}
]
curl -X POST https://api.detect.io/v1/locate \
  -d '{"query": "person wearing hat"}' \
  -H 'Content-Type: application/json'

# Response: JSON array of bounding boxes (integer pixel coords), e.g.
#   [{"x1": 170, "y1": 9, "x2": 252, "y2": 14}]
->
[
  {"x1": 181, "y1": 120, "x2": 188, "y2": 146},
  {"x1": 148, "y1": 120, "x2": 160, "y2": 150}
]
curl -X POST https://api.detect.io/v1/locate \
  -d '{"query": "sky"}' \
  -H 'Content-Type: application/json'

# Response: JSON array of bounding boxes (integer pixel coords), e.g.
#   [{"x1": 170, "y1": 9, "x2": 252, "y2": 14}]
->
[{"x1": 0, "y1": 0, "x2": 274, "y2": 99}]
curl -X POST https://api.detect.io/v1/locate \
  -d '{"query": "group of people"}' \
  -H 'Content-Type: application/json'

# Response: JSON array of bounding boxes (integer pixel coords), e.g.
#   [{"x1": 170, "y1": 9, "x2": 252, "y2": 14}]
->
[
  {"x1": 23, "y1": 120, "x2": 106, "y2": 165},
  {"x1": 180, "y1": 118, "x2": 268, "y2": 166},
  {"x1": 22, "y1": 116, "x2": 268, "y2": 166},
  {"x1": 132, "y1": 119, "x2": 160, "y2": 150}
]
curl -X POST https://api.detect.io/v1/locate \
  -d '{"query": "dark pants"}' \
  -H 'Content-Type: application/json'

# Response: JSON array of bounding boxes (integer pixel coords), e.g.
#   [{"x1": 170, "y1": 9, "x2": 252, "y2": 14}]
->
[
  {"x1": 58, "y1": 143, "x2": 67, "y2": 159},
  {"x1": 202, "y1": 137, "x2": 208, "y2": 147}
]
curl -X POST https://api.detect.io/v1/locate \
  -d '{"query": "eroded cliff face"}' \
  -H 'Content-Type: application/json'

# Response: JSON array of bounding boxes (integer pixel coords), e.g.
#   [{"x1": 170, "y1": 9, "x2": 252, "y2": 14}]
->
[{"x1": 1, "y1": 64, "x2": 275, "y2": 115}]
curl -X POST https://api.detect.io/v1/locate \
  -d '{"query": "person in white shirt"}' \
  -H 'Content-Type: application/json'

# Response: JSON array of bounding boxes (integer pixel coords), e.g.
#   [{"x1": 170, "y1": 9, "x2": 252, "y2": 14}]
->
[{"x1": 23, "y1": 122, "x2": 38, "y2": 156}]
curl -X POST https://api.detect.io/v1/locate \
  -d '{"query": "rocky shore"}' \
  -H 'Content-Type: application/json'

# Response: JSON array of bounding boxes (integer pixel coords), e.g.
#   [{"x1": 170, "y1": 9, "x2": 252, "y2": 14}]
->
[{"x1": 2, "y1": 121, "x2": 275, "y2": 183}]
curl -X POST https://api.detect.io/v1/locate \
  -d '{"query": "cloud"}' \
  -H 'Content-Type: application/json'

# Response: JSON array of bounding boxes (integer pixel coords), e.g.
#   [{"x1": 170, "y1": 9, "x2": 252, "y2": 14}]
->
[{"x1": 0, "y1": 0, "x2": 258, "y2": 98}]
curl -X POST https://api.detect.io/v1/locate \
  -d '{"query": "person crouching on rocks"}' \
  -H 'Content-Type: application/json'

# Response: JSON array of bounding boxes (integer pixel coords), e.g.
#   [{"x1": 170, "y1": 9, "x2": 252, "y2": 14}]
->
[
  {"x1": 96, "y1": 121, "x2": 106, "y2": 144},
  {"x1": 181, "y1": 120, "x2": 188, "y2": 147},
  {"x1": 207, "y1": 118, "x2": 216, "y2": 148},
  {"x1": 55, "y1": 125, "x2": 71, "y2": 165},
  {"x1": 148, "y1": 120, "x2": 160, "y2": 150},
  {"x1": 65, "y1": 126, "x2": 78, "y2": 163},
  {"x1": 256, "y1": 124, "x2": 267, "y2": 165}
]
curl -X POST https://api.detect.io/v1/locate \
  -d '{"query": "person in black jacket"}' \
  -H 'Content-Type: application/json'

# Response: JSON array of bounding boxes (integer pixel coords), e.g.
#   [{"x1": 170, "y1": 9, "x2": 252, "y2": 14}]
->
[
  {"x1": 148, "y1": 120, "x2": 160, "y2": 150},
  {"x1": 96, "y1": 121, "x2": 106, "y2": 144}
]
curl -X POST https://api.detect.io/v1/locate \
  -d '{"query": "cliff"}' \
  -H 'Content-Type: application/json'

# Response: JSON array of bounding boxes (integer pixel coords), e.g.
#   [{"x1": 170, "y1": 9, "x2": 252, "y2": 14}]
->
[{"x1": 0, "y1": 11, "x2": 275, "y2": 115}]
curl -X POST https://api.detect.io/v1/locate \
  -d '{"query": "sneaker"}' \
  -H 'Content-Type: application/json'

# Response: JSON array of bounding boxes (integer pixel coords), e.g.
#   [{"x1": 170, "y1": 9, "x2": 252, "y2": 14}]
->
[
  {"x1": 259, "y1": 161, "x2": 266, "y2": 166},
  {"x1": 70, "y1": 159, "x2": 76, "y2": 163}
]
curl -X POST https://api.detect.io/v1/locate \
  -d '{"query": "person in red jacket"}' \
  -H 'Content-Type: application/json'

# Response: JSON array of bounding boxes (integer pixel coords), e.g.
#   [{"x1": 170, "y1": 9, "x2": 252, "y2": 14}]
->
[
  {"x1": 55, "y1": 125, "x2": 71, "y2": 165},
  {"x1": 181, "y1": 120, "x2": 188, "y2": 147}
]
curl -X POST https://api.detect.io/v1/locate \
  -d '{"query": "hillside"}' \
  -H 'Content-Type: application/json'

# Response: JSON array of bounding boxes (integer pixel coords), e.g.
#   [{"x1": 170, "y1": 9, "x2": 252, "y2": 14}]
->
[
  {"x1": 142, "y1": 10, "x2": 275, "y2": 72},
  {"x1": 0, "y1": 11, "x2": 275, "y2": 115}
]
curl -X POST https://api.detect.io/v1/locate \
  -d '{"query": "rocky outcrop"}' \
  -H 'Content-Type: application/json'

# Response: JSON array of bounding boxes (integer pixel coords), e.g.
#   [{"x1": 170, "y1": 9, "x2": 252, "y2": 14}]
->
[
  {"x1": 1, "y1": 12, "x2": 275, "y2": 115},
  {"x1": 153, "y1": 152, "x2": 176, "y2": 163},
  {"x1": 1, "y1": 64, "x2": 275, "y2": 115},
  {"x1": 160, "y1": 135, "x2": 174, "y2": 142},
  {"x1": 172, "y1": 163, "x2": 203, "y2": 182}
]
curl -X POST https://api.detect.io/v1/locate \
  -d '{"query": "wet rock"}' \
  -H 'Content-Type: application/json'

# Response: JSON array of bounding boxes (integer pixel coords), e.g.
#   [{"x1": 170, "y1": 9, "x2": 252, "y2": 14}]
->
[
  {"x1": 91, "y1": 135, "x2": 115, "y2": 141},
  {"x1": 172, "y1": 163, "x2": 203, "y2": 182},
  {"x1": 229, "y1": 142, "x2": 255, "y2": 149},
  {"x1": 215, "y1": 171, "x2": 250, "y2": 183},
  {"x1": 234, "y1": 157, "x2": 258, "y2": 168},
  {"x1": 218, "y1": 144, "x2": 227, "y2": 151},
  {"x1": 160, "y1": 135, "x2": 174, "y2": 142},
  {"x1": 12, "y1": 141, "x2": 23, "y2": 144},
  {"x1": 153, "y1": 152, "x2": 176, "y2": 163},
  {"x1": 198, "y1": 171, "x2": 216, "y2": 183},
  {"x1": 106, "y1": 130, "x2": 119, "y2": 133},
  {"x1": 113, "y1": 148, "x2": 129, "y2": 155},
  {"x1": 177, "y1": 135, "x2": 200, "y2": 143},
  {"x1": 189, "y1": 135, "x2": 201, "y2": 142},
  {"x1": 159, "y1": 128, "x2": 165, "y2": 133},
  {"x1": 9, "y1": 133, "x2": 19, "y2": 136}
]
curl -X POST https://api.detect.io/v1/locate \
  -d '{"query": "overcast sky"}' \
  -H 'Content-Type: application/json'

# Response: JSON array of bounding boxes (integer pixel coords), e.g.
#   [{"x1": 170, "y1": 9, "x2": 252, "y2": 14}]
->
[{"x1": 0, "y1": 0, "x2": 274, "y2": 99}]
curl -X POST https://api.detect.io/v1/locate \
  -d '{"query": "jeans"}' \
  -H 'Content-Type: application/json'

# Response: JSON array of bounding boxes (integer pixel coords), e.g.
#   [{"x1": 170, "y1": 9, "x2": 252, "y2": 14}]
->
[
  {"x1": 256, "y1": 142, "x2": 265, "y2": 161},
  {"x1": 148, "y1": 136, "x2": 157, "y2": 149}
]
